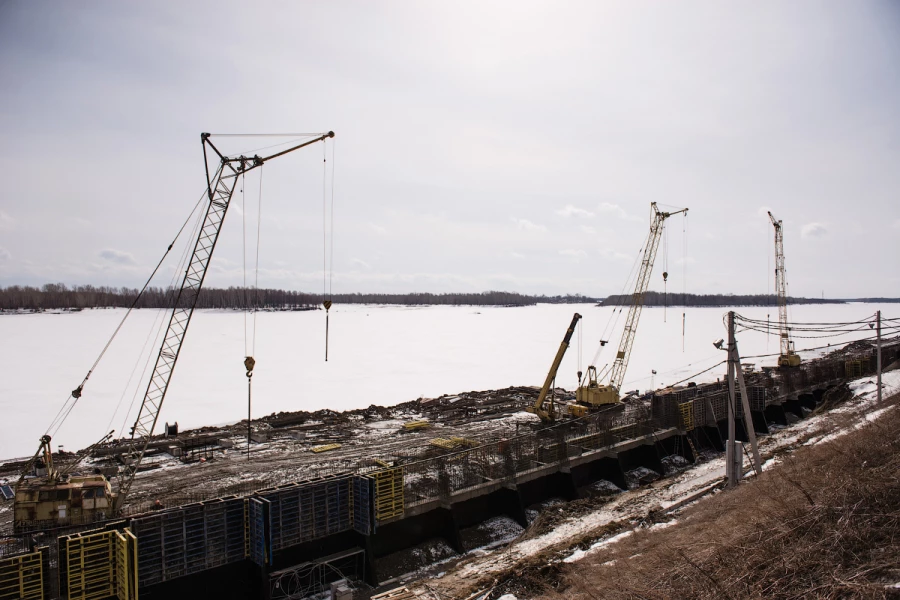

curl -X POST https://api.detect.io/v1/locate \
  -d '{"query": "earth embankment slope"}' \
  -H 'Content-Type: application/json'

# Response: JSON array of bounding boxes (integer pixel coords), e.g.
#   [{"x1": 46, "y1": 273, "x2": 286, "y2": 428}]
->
[{"x1": 536, "y1": 391, "x2": 900, "y2": 599}]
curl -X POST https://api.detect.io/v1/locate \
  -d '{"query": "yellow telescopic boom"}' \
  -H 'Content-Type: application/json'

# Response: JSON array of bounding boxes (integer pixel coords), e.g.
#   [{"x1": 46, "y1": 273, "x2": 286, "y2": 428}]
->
[{"x1": 528, "y1": 313, "x2": 582, "y2": 422}]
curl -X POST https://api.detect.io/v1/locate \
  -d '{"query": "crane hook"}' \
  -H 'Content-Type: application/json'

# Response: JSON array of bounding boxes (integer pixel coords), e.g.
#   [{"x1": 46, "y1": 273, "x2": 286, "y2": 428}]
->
[
  {"x1": 662, "y1": 271, "x2": 668, "y2": 282},
  {"x1": 244, "y1": 356, "x2": 255, "y2": 379}
]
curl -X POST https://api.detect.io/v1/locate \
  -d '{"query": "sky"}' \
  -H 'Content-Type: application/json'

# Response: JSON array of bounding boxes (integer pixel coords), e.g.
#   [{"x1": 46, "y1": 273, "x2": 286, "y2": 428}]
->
[{"x1": 1, "y1": 1, "x2": 899, "y2": 298}]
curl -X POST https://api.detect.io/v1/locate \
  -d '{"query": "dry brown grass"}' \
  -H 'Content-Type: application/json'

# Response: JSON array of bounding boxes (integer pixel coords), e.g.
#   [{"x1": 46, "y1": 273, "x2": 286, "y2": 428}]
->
[{"x1": 537, "y1": 395, "x2": 900, "y2": 600}]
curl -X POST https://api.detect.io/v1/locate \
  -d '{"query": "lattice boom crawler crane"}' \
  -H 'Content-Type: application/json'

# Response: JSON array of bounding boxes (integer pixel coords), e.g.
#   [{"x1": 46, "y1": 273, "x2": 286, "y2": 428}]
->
[
  {"x1": 768, "y1": 211, "x2": 801, "y2": 367},
  {"x1": 14, "y1": 131, "x2": 334, "y2": 531},
  {"x1": 572, "y1": 202, "x2": 687, "y2": 417}
]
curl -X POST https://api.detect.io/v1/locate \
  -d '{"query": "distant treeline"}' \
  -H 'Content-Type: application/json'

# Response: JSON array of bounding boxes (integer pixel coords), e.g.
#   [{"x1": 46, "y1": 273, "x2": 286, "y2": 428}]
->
[
  {"x1": 601, "y1": 291, "x2": 846, "y2": 307},
  {"x1": 0, "y1": 284, "x2": 600, "y2": 310}
]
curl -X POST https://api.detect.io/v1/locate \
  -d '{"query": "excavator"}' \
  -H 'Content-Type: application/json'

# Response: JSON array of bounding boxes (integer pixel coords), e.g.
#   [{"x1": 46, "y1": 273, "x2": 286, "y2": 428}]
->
[
  {"x1": 14, "y1": 131, "x2": 334, "y2": 532},
  {"x1": 768, "y1": 211, "x2": 801, "y2": 367},
  {"x1": 527, "y1": 313, "x2": 582, "y2": 422},
  {"x1": 571, "y1": 202, "x2": 687, "y2": 417}
]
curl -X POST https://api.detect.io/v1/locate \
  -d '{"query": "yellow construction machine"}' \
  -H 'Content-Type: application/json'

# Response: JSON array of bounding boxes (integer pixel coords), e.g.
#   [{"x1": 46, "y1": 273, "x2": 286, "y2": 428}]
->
[
  {"x1": 573, "y1": 202, "x2": 688, "y2": 416},
  {"x1": 13, "y1": 131, "x2": 334, "y2": 532},
  {"x1": 768, "y1": 211, "x2": 801, "y2": 367},
  {"x1": 527, "y1": 313, "x2": 582, "y2": 422},
  {"x1": 14, "y1": 434, "x2": 115, "y2": 528}
]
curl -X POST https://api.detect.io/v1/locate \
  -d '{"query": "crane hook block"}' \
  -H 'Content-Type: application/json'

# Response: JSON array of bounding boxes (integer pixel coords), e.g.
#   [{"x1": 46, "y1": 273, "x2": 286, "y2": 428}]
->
[
  {"x1": 323, "y1": 300, "x2": 332, "y2": 311},
  {"x1": 244, "y1": 356, "x2": 256, "y2": 378},
  {"x1": 662, "y1": 271, "x2": 668, "y2": 281},
  {"x1": 72, "y1": 384, "x2": 83, "y2": 399}
]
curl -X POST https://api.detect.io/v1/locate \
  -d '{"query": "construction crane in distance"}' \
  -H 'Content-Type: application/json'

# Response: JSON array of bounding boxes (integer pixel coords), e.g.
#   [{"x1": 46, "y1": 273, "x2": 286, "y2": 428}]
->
[
  {"x1": 527, "y1": 313, "x2": 582, "y2": 423},
  {"x1": 768, "y1": 211, "x2": 801, "y2": 367},
  {"x1": 15, "y1": 131, "x2": 334, "y2": 530},
  {"x1": 573, "y1": 202, "x2": 688, "y2": 416}
]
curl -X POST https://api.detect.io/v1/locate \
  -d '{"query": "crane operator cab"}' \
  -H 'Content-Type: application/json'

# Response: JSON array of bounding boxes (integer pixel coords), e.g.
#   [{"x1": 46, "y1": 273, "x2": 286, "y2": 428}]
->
[
  {"x1": 13, "y1": 435, "x2": 114, "y2": 532},
  {"x1": 573, "y1": 365, "x2": 621, "y2": 413}
]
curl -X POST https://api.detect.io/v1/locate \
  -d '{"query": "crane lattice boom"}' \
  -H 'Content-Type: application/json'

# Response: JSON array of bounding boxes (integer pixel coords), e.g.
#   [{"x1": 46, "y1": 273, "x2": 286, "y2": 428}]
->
[
  {"x1": 768, "y1": 211, "x2": 800, "y2": 367},
  {"x1": 114, "y1": 132, "x2": 334, "y2": 510},
  {"x1": 577, "y1": 202, "x2": 686, "y2": 409},
  {"x1": 609, "y1": 203, "x2": 686, "y2": 390}
]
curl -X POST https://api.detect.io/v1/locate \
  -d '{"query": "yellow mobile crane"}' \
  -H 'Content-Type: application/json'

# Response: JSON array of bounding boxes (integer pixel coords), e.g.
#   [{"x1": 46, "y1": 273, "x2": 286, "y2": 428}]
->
[
  {"x1": 768, "y1": 211, "x2": 801, "y2": 367},
  {"x1": 572, "y1": 202, "x2": 687, "y2": 417},
  {"x1": 527, "y1": 313, "x2": 582, "y2": 422},
  {"x1": 15, "y1": 131, "x2": 334, "y2": 531}
]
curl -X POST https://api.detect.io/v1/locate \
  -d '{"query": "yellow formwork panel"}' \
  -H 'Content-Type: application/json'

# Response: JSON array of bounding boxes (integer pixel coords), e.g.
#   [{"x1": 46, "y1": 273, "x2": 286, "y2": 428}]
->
[
  {"x1": 372, "y1": 587, "x2": 416, "y2": 599},
  {"x1": 114, "y1": 529, "x2": 138, "y2": 600},
  {"x1": 310, "y1": 443, "x2": 342, "y2": 453},
  {"x1": 430, "y1": 437, "x2": 479, "y2": 450},
  {"x1": 402, "y1": 420, "x2": 430, "y2": 431},
  {"x1": 678, "y1": 402, "x2": 695, "y2": 431},
  {"x1": 844, "y1": 359, "x2": 868, "y2": 378},
  {"x1": 0, "y1": 550, "x2": 43, "y2": 600},
  {"x1": 450, "y1": 437, "x2": 480, "y2": 448},
  {"x1": 372, "y1": 467, "x2": 404, "y2": 522},
  {"x1": 610, "y1": 423, "x2": 637, "y2": 440},
  {"x1": 429, "y1": 438, "x2": 457, "y2": 450},
  {"x1": 67, "y1": 530, "x2": 115, "y2": 600}
]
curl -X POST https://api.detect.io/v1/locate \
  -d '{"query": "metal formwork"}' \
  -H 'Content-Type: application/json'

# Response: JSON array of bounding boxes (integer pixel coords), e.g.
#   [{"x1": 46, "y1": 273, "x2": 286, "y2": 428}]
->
[
  {"x1": 130, "y1": 495, "x2": 246, "y2": 587},
  {"x1": 114, "y1": 529, "x2": 138, "y2": 600},
  {"x1": 352, "y1": 476, "x2": 373, "y2": 535},
  {"x1": 371, "y1": 468, "x2": 404, "y2": 523},
  {"x1": 248, "y1": 497, "x2": 271, "y2": 566},
  {"x1": 0, "y1": 549, "x2": 44, "y2": 600},
  {"x1": 678, "y1": 402, "x2": 695, "y2": 431},
  {"x1": 844, "y1": 358, "x2": 869, "y2": 378},
  {"x1": 64, "y1": 529, "x2": 116, "y2": 600},
  {"x1": 257, "y1": 474, "x2": 354, "y2": 552}
]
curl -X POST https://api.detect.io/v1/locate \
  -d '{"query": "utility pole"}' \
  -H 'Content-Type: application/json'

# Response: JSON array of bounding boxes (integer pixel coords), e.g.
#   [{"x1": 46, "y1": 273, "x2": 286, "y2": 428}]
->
[
  {"x1": 725, "y1": 311, "x2": 762, "y2": 488},
  {"x1": 733, "y1": 339, "x2": 762, "y2": 477},
  {"x1": 726, "y1": 312, "x2": 739, "y2": 487},
  {"x1": 877, "y1": 310, "x2": 882, "y2": 404}
]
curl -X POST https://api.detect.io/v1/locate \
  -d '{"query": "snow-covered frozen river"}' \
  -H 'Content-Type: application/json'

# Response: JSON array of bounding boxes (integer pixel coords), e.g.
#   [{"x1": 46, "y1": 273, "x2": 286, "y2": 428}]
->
[{"x1": 0, "y1": 302, "x2": 894, "y2": 460}]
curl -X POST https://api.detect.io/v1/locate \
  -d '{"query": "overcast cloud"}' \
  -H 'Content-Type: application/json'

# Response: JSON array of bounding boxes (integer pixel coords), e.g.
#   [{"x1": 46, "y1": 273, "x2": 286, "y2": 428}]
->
[{"x1": 0, "y1": 1, "x2": 898, "y2": 297}]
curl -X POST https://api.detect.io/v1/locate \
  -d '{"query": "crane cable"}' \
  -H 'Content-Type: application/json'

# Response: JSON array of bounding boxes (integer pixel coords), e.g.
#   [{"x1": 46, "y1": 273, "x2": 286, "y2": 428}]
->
[
  {"x1": 323, "y1": 139, "x2": 335, "y2": 361},
  {"x1": 45, "y1": 189, "x2": 209, "y2": 438},
  {"x1": 243, "y1": 167, "x2": 264, "y2": 458},
  {"x1": 662, "y1": 221, "x2": 668, "y2": 323},
  {"x1": 682, "y1": 211, "x2": 687, "y2": 352}
]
